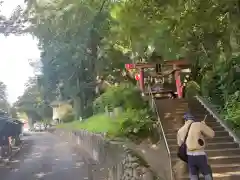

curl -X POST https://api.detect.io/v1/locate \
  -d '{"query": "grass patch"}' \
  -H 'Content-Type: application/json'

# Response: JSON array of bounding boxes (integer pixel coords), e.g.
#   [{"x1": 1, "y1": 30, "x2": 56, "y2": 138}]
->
[
  {"x1": 56, "y1": 109, "x2": 156, "y2": 142},
  {"x1": 56, "y1": 114, "x2": 122, "y2": 134}
]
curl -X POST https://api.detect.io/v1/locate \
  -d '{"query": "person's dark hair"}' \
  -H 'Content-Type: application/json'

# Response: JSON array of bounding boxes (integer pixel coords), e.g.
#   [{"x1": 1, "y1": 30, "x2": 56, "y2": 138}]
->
[
  {"x1": 183, "y1": 111, "x2": 202, "y2": 122},
  {"x1": 184, "y1": 112, "x2": 194, "y2": 121}
]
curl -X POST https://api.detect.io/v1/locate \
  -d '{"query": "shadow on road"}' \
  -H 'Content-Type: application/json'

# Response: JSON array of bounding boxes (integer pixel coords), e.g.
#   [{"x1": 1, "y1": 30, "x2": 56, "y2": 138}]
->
[{"x1": 0, "y1": 138, "x2": 34, "y2": 178}]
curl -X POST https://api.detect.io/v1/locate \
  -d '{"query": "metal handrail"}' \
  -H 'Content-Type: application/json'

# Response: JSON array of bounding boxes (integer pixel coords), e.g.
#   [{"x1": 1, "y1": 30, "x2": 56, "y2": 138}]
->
[
  {"x1": 195, "y1": 95, "x2": 240, "y2": 145},
  {"x1": 147, "y1": 85, "x2": 174, "y2": 180}
]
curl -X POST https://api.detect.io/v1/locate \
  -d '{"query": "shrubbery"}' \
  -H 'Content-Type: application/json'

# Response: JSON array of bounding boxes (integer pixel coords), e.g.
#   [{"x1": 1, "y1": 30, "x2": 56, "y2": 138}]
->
[
  {"x1": 58, "y1": 83, "x2": 157, "y2": 141},
  {"x1": 61, "y1": 111, "x2": 75, "y2": 123},
  {"x1": 117, "y1": 109, "x2": 155, "y2": 140},
  {"x1": 185, "y1": 59, "x2": 240, "y2": 130},
  {"x1": 223, "y1": 91, "x2": 240, "y2": 129},
  {"x1": 184, "y1": 80, "x2": 201, "y2": 98},
  {"x1": 93, "y1": 83, "x2": 148, "y2": 113},
  {"x1": 93, "y1": 83, "x2": 155, "y2": 141}
]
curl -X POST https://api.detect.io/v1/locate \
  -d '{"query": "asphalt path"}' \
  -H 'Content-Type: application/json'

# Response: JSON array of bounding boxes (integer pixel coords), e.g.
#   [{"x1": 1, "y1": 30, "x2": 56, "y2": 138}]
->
[{"x1": 0, "y1": 132, "x2": 92, "y2": 180}]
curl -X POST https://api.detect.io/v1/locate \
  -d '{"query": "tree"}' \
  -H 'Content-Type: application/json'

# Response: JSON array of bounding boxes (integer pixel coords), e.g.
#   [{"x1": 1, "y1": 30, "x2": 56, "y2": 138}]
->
[
  {"x1": 14, "y1": 76, "x2": 52, "y2": 125},
  {"x1": 0, "y1": 2, "x2": 29, "y2": 35},
  {"x1": 20, "y1": 0, "x2": 115, "y2": 120},
  {"x1": 12, "y1": 0, "x2": 240, "y2": 126},
  {"x1": 9, "y1": 107, "x2": 18, "y2": 119},
  {"x1": 0, "y1": 81, "x2": 9, "y2": 112}
]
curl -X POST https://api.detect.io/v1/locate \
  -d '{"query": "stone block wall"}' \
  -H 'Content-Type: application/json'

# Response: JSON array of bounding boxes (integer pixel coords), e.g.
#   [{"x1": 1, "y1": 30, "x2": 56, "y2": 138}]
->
[{"x1": 52, "y1": 129, "x2": 160, "y2": 180}]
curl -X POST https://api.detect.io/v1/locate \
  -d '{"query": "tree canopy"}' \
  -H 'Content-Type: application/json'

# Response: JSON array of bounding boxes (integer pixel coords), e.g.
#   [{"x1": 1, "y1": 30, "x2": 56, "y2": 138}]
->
[
  {"x1": 0, "y1": 81, "x2": 9, "y2": 112},
  {"x1": 8, "y1": 0, "x2": 240, "y2": 125},
  {"x1": 14, "y1": 76, "x2": 52, "y2": 124}
]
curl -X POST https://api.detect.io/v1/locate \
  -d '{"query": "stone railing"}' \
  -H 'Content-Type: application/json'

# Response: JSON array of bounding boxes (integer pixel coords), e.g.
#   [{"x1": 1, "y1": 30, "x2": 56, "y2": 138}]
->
[{"x1": 51, "y1": 128, "x2": 160, "y2": 180}]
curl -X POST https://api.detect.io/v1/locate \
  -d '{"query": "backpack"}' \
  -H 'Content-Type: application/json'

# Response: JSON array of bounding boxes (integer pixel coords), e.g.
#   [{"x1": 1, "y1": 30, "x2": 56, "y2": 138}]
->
[{"x1": 177, "y1": 123, "x2": 193, "y2": 163}]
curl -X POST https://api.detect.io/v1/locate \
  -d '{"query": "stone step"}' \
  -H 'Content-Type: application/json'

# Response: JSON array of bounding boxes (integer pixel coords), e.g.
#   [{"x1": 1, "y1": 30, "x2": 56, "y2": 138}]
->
[
  {"x1": 162, "y1": 122, "x2": 220, "y2": 131},
  {"x1": 175, "y1": 164, "x2": 240, "y2": 179},
  {"x1": 205, "y1": 136, "x2": 236, "y2": 144},
  {"x1": 179, "y1": 172, "x2": 240, "y2": 180},
  {"x1": 163, "y1": 116, "x2": 216, "y2": 122},
  {"x1": 176, "y1": 104, "x2": 204, "y2": 109},
  {"x1": 211, "y1": 163, "x2": 240, "y2": 173},
  {"x1": 191, "y1": 163, "x2": 240, "y2": 174},
  {"x1": 167, "y1": 136, "x2": 235, "y2": 146},
  {"x1": 166, "y1": 134, "x2": 232, "y2": 144},
  {"x1": 166, "y1": 131, "x2": 229, "y2": 140},
  {"x1": 204, "y1": 121, "x2": 221, "y2": 127},
  {"x1": 156, "y1": 99, "x2": 240, "y2": 179},
  {"x1": 162, "y1": 120, "x2": 220, "y2": 128},
  {"x1": 169, "y1": 142, "x2": 239, "y2": 152},
  {"x1": 165, "y1": 125, "x2": 224, "y2": 134},
  {"x1": 175, "y1": 155, "x2": 240, "y2": 165},
  {"x1": 171, "y1": 148, "x2": 240, "y2": 159}
]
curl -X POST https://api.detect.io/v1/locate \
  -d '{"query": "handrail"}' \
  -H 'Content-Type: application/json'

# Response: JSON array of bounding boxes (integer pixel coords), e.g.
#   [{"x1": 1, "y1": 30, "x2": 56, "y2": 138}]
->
[
  {"x1": 195, "y1": 95, "x2": 240, "y2": 145},
  {"x1": 147, "y1": 85, "x2": 174, "y2": 180}
]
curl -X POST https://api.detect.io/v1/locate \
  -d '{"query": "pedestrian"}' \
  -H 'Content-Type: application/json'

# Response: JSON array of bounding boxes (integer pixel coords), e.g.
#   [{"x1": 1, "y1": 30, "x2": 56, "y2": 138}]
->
[{"x1": 177, "y1": 112, "x2": 215, "y2": 180}]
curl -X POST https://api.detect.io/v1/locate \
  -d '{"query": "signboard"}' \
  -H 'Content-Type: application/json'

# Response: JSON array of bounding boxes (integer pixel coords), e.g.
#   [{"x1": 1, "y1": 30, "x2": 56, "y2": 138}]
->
[{"x1": 125, "y1": 64, "x2": 135, "y2": 70}]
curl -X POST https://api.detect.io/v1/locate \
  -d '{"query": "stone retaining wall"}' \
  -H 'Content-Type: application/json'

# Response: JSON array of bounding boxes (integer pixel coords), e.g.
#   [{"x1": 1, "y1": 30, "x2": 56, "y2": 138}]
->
[{"x1": 51, "y1": 128, "x2": 160, "y2": 180}]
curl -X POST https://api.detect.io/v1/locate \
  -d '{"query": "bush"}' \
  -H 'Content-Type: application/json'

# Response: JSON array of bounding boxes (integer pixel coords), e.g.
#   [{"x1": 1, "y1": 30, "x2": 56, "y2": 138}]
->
[
  {"x1": 61, "y1": 111, "x2": 75, "y2": 123},
  {"x1": 93, "y1": 85, "x2": 125, "y2": 113},
  {"x1": 92, "y1": 83, "x2": 156, "y2": 141},
  {"x1": 93, "y1": 83, "x2": 147, "y2": 113},
  {"x1": 121, "y1": 87, "x2": 147, "y2": 110},
  {"x1": 223, "y1": 91, "x2": 240, "y2": 129},
  {"x1": 117, "y1": 109, "x2": 155, "y2": 141},
  {"x1": 185, "y1": 81, "x2": 201, "y2": 98}
]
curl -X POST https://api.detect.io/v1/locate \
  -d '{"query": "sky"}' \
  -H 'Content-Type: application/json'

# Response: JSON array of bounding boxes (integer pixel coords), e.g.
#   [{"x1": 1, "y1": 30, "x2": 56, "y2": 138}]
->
[{"x1": 0, "y1": 0, "x2": 40, "y2": 104}]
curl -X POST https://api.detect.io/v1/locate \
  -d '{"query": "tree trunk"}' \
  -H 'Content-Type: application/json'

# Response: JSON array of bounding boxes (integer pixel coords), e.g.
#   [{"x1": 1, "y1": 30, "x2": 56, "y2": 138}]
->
[{"x1": 73, "y1": 95, "x2": 83, "y2": 121}]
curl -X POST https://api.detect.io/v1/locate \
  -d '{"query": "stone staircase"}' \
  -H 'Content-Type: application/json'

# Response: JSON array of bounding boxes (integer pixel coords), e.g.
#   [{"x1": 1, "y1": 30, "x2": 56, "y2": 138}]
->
[{"x1": 155, "y1": 98, "x2": 240, "y2": 180}]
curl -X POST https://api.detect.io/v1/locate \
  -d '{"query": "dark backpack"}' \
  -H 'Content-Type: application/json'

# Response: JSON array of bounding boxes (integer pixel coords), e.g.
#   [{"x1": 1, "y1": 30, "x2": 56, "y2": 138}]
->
[{"x1": 177, "y1": 123, "x2": 193, "y2": 163}]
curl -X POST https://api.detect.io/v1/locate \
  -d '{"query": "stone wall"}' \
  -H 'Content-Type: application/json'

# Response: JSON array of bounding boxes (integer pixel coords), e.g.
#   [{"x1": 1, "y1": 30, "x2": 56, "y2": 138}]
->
[{"x1": 52, "y1": 129, "x2": 160, "y2": 180}]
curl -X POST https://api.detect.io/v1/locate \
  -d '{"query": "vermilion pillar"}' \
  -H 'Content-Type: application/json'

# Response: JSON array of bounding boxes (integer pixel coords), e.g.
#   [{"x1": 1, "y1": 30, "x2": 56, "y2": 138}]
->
[
  {"x1": 139, "y1": 68, "x2": 144, "y2": 91},
  {"x1": 174, "y1": 67, "x2": 183, "y2": 98}
]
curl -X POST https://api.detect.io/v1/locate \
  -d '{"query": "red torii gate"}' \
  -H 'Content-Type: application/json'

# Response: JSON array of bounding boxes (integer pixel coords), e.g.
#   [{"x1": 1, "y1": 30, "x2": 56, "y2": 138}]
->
[{"x1": 125, "y1": 59, "x2": 190, "y2": 98}]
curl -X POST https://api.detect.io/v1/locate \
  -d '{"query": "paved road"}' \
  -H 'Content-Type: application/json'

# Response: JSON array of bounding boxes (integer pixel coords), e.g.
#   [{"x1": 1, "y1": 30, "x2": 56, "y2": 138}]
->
[{"x1": 0, "y1": 132, "x2": 92, "y2": 180}]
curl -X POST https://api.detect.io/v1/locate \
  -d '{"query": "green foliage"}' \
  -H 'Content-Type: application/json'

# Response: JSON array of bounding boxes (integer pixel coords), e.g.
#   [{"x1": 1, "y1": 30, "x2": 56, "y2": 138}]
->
[
  {"x1": 18, "y1": 0, "x2": 120, "y2": 120},
  {"x1": 223, "y1": 91, "x2": 240, "y2": 128},
  {"x1": 57, "y1": 114, "x2": 121, "y2": 134},
  {"x1": 0, "y1": 2, "x2": 26, "y2": 35},
  {"x1": 93, "y1": 84, "x2": 147, "y2": 113},
  {"x1": 199, "y1": 55, "x2": 240, "y2": 126},
  {"x1": 14, "y1": 76, "x2": 52, "y2": 121},
  {"x1": 9, "y1": 0, "x2": 240, "y2": 130},
  {"x1": 61, "y1": 111, "x2": 75, "y2": 123},
  {"x1": 92, "y1": 82, "x2": 154, "y2": 140},
  {"x1": 106, "y1": 0, "x2": 240, "y2": 128},
  {"x1": 118, "y1": 109, "x2": 154, "y2": 140},
  {"x1": 93, "y1": 85, "x2": 125, "y2": 113},
  {"x1": 121, "y1": 86, "x2": 147, "y2": 110},
  {"x1": 9, "y1": 107, "x2": 18, "y2": 119},
  {"x1": 185, "y1": 81, "x2": 201, "y2": 98},
  {"x1": 0, "y1": 81, "x2": 9, "y2": 112}
]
